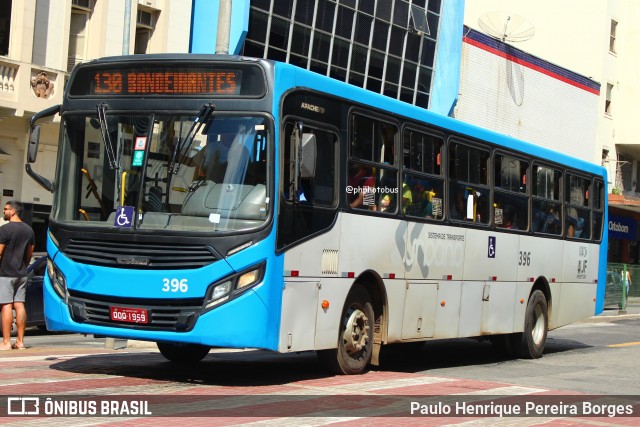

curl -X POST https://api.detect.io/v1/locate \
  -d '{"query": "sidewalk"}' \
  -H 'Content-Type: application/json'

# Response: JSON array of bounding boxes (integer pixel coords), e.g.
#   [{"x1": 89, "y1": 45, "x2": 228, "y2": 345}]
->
[{"x1": 586, "y1": 296, "x2": 640, "y2": 322}]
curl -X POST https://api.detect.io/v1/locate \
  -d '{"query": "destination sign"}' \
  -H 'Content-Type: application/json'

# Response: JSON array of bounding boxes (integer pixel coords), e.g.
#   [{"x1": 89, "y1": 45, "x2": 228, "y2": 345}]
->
[
  {"x1": 92, "y1": 71, "x2": 241, "y2": 95},
  {"x1": 68, "y1": 62, "x2": 265, "y2": 97}
]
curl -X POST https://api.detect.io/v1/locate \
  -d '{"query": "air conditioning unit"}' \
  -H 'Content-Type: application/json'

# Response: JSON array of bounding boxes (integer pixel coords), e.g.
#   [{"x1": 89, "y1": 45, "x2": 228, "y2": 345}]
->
[
  {"x1": 72, "y1": 0, "x2": 92, "y2": 11},
  {"x1": 137, "y1": 10, "x2": 154, "y2": 29}
]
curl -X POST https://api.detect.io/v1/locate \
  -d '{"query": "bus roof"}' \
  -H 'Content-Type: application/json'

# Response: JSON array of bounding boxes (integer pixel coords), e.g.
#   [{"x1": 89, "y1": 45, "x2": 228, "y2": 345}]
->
[
  {"x1": 277, "y1": 61, "x2": 606, "y2": 180},
  {"x1": 69, "y1": 54, "x2": 605, "y2": 179}
]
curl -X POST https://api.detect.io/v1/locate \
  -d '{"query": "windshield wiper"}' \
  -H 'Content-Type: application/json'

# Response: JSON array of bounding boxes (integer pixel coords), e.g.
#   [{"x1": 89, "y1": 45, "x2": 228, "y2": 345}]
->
[
  {"x1": 97, "y1": 103, "x2": 118, "y2": 170},
  {"x1": 169, "y1": 103, "x2": 215, "y2": 174}
]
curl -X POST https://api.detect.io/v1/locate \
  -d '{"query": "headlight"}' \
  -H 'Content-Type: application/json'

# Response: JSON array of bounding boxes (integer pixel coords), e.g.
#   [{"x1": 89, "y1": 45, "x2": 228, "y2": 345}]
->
[
  {"x1": 237, "y1": 268, "x2": 261, "y2": 290},
  {"x1": 203, "y1": 263, "x2": 264, "y2": 312},
  {"x1": 46, "y1": 259, "x2": 68, "y2": 302}
]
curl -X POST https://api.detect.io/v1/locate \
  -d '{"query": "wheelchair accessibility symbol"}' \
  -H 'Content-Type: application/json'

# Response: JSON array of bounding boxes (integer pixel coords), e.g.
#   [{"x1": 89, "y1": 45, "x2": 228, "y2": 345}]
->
[
  {"x1": 114, "y1": 206, "x2": 134, "y2": 228},
  {"x1": 488, "y1": 236, "x2": 496, "y2": 258}
]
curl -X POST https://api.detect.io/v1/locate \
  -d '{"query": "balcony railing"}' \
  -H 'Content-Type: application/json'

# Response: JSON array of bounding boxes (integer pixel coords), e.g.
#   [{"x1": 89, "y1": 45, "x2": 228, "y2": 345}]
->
[{"x1": 0, "y1": 57, "x2": 64, "y2": 117}]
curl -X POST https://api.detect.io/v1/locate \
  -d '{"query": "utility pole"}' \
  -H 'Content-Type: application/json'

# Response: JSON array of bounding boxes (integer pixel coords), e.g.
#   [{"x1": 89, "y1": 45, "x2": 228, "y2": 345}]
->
[
  {"x1": 216, "y1": 0, "x2": 231, "y2": 54},
  {"x1": 123, "y1": 0, "x2": 131, "y2": 55}
]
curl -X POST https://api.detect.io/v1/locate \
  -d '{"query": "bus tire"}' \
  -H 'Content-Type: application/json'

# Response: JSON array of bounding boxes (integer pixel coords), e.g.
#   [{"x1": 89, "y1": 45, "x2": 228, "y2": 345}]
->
[
  {"x1": 318, "y1": 284, "x2": 374, "y2": 375},
  {"x1": 512, "y1": 290, "x2": 548, "y2": 359},
  {"x1": 157, "y1": 342, "x2": 210, "y2": 363}
]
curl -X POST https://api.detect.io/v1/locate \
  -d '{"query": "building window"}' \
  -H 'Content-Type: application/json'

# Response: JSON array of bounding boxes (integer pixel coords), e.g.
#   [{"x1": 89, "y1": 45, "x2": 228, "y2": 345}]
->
[
  {"x1": 0, "y1": 1, "x2": 11, "y2": 56},
  {"x1": 68, "y1": 0, "x2": 94, "y2": 72},
  {"x1": 605, "y1": 83, "x2": 613, "y2": 116},
  {"x1": 135, "y1": 8, "x2": 158, "y2": 54},
  {"x1": 609, "y1": 19, "x2": 617, "y2": 53},
  {"x1": 243, "y1": 0, "x2": 443, "y2": 109}
]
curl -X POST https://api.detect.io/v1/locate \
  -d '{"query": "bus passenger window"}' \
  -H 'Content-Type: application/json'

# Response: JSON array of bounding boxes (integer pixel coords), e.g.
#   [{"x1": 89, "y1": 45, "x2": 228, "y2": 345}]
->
[
  {"x1": 348, "y1": 163, "x2": 376, "y2": 210},
  {"x1": 566, "y1": 174, "x2": 590, "y2": 238},
  {"x1": 404, "y1": 175, "x2": 443, "y2": 219},
  {"x1": 494, "y1": 192, "x2": 528, "y2": 231},
  {"x1": 532, "y1": 200, "x2": 562, "y2": 235},
  {"x1": 450, "y1": 184, "x2": 489, "y2": 224}
]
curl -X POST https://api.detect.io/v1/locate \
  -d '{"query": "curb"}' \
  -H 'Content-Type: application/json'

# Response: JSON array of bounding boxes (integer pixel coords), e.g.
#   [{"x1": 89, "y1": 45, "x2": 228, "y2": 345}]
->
[{"x1": 581, "y1": 313, "x2": 640, "y2": 323}]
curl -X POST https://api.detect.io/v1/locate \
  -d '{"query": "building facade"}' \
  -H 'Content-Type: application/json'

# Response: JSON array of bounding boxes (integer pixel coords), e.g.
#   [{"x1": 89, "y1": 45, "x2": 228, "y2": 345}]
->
[
  {"x1": 463, "y1": 0, "x2": 640, "y2": 264},
  {"x1": 456, "y1": 27, "x2": 600, "y2": 164},
  {"x1": 190, "y1": 0, "x2": 464, "y2": 112},
  {"x1": 0, "y1": 0, "x2": 192, "y2": 250}
]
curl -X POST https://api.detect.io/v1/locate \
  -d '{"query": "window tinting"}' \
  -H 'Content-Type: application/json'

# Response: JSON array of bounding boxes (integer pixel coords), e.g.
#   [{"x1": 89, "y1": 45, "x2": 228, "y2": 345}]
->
[{"x1": 532, "y1": 165, "x2": 562, "y2": 235}]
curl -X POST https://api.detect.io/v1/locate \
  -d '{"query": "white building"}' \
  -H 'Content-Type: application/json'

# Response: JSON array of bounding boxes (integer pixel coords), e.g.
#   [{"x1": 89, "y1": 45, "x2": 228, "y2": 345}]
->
[
  {"x1": 464, "y1": 0, "x2": 640, "y2": 196},
  {"x1": 0, "y1": 0, "x2": 192, "y2": 249},
  {"x1": 463, "y1": 0, "x2": 640, "y2": 263},
  {"x1": 456, "y1": 25, "x2": 600, "y2": 164}
]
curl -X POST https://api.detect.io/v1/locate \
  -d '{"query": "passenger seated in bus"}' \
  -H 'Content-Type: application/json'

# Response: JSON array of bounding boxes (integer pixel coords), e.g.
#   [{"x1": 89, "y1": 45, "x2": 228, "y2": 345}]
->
[
  {"x1": 567, "y1": 186, "x2": 585, "y2": 237},
  {"x1": 379, "y1": 181, "x2": 411, "y2": 213},
  {"x1": 406, "y1": 179, "x2": 436, "y2": 218},
  {"x1": 450, "y1": 186, "x2": 468, "y2": 221},
  {"x1": 348, "y1": 164, "x2": 376, "y2": 210},
  {"x1": 377, "y1": 168, "x2": 397, "y2": 212},
  {"x1": 451, "y1": 185, "x2": 483, "y2": 222},
  {"x1": 566, "y1": 208, "x2": 584, "y2": 237},
  {"x1": 535, "y1": 204, "x2": 561, "y2": 234},
  {"x1": 496, "y1": 204, "x2": 517, "y2": 230}
]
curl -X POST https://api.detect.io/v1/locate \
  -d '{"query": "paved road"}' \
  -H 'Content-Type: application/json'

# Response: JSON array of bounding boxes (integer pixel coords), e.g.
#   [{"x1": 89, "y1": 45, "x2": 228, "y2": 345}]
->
[{"x1": 1, "y1": 318, "x2": 639, "y2": 425}]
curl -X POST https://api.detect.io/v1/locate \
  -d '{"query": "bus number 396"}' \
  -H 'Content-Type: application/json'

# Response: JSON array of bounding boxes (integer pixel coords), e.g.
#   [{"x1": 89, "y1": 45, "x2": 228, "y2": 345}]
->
[
  {"x1": 162, "y1": 278, "x2": 189, "y2": 293},
  {"x1": 519, "y1": 251, "x2": 531, "y2": 266}
]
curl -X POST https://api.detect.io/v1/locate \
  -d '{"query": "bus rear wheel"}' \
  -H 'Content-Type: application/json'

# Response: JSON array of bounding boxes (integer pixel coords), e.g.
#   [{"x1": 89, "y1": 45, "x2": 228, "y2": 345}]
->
[
  {"x1": 157, "y1": 342, "x2": 210, "y2": 363},
  {"x1": 513, "y1": 290, "x2": 548, "y2": 358},
  {"x1": 318, "y1": 285, "x2": 374, "y2": 375}
]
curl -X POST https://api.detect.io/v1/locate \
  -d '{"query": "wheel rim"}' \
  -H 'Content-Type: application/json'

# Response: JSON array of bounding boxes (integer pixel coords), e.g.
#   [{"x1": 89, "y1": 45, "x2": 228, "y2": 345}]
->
[
  {"x1": 342, "y1": 307, "x2": 370, "y2": 355},
  {"x1": 531, "y1": 303, "x2": 545, "y2": 345}
]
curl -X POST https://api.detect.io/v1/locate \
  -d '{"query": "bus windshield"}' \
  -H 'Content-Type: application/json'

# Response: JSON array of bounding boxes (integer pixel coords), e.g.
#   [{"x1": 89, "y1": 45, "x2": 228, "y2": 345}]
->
[{"x1": 55, "y1": 113, "x2": 270, "y2": 233}]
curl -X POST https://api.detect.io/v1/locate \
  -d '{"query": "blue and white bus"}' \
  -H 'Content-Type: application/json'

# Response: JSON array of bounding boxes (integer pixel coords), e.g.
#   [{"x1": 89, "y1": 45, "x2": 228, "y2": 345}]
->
[{"x1": 27, "y1": 54, "x2": 607, "y2": 374}]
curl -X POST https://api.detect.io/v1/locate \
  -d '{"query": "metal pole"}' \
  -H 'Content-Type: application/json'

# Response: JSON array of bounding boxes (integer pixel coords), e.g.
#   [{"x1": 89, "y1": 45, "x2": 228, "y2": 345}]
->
[
  {"x1": 123, "y1": 0, "x2": 131, "y2": 55},
  {"x1": 216, "y1": 0, "x2": 232, "y2": 54},
  {"x1": 622, "y1": 264, "x2": 628, "y2": 311}
]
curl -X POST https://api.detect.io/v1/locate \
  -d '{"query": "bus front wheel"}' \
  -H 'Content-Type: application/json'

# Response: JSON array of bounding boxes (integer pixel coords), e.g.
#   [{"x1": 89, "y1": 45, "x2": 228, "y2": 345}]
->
[
  {"x1": 513, "y1": 290, "x2": 548, "y2": 358},
  {"x1": 157, "y1": 342, "x2": 210, "y2": 363},
  {"x1": 318, "y1": 284, "x2": 374, "y2": 375}
]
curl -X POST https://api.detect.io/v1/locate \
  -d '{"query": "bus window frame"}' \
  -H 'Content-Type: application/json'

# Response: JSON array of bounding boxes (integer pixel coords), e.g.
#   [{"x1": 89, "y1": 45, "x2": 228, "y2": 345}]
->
[
  {"x1": 531, "y1": 161, "x2": 563, "y2": 237},
  {"x1": 447, "y1": 137, "x2": 491, "y2": 226},
  {"x1": 592, "y1": 178, "x2": 605, "y2": 243},
  {"x1": 281, "y1": 116, "x2": 340, "y2": 209},
  {"x1": 492, "y1": 150, "x2": 531, "y2": 232},
  {"x1": 565, "y1": 171, "x2": 592, "y2": 241},
  {"x1": 347, "y1": 110, "x2": 400, "y2": 215},
  {"x1": 401, "y1": 125, "x2": 446, "y2": 222}
]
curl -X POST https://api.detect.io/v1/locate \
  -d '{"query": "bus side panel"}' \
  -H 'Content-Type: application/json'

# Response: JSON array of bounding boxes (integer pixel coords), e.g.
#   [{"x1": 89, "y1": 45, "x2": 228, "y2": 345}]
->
[
  {"x1": 338, "y1": 214, "x2": 404, "y2": 279},
  {"x1": 404, "y1": 223, "x2": 466, "y2": 282},
  {"x1": 463, "y1": 230, "x2": 518, "y2": 282},
  {"x1": 482, "y1": 282, "x2": 517, "y2": 334},
  {"x1": 519, "y1": 235, "x2": 564, "y2": 329},
  {"x1": 556, "y1": 241, "x2": 599, "y2": 327},
  {"x1": 433, "y1": 280, "x2": 461, "y2": 338},
  {"x1": 555, "y1": 282, "x2": 597, "y2": 327},
  {"x1": 280, "y1": 280, "x2": 320, "y2": 352},
  {"x1": 458, "y1": 281, "x2": 484, "y2": 337},
  {"x1": 280, "y1": 214, "x2": 344, "y2": 351}
]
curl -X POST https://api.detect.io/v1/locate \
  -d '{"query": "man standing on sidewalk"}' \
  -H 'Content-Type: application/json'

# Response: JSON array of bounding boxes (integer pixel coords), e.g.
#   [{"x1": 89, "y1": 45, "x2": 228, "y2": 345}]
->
[{"x1": 0, "y1": 201, "x2": 35, "y2": 350}]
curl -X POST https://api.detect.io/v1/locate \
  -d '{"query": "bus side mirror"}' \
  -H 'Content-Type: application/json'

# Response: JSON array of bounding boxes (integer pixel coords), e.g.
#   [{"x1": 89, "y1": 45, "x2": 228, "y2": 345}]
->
[
  {"x1": 28, "y1": 125, "x2": 41, "y2": 163},
  {"x1": 300, "y1": 133, "x2": 316, "y2": 179}
]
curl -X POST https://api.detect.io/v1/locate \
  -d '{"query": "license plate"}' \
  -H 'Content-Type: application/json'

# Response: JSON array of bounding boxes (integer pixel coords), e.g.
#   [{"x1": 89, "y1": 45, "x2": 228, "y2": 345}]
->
[{"x1": 110, "y1": 306, "x2": 149, "y2": 324}]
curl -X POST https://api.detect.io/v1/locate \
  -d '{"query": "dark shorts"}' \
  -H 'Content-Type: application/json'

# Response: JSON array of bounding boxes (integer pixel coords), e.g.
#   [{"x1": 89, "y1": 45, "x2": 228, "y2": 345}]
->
[{"x1": 0, "y1": 276, "x2": 27, "y2": 304}]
